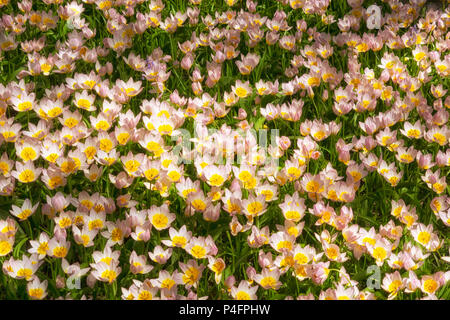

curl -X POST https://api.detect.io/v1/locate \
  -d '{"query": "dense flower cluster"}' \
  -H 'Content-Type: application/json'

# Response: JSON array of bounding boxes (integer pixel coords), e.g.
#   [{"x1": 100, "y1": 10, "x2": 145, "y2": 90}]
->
[{"x1": 0, "y1": 0, "x2": 449, "y2": 300}]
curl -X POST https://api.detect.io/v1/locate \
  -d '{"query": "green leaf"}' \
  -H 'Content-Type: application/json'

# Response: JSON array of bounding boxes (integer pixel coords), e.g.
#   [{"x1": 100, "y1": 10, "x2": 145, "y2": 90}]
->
[
  {"x1": 254, "y1": 116, "x2": 266, "y2": 131},
  {"x1": 13, "y1": 237, "x2": 28, "y2": 259}
]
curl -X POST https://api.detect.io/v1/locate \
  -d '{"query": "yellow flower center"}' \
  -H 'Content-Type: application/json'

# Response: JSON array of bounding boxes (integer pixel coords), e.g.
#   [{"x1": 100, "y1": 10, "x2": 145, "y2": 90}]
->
[
  {"x1": 305, "y1": 180, "x2": 321, "y2": 193},
  {"x1": 399, "y1": 154, "x2": 413, "y2": 163},
  {"x1": 137, "y1": 290, "x2": 152, "y2": 300},
  {"x1": 88, "y1": 219, "x2": 103, "y2": 231},
  {"x1": 84, "y1": 80, "x2": 96, "y2": 89},
  {"x1": 235, "y1": 87, "x2": 248, "y2": 98},
  {"x1": 236, "y1": 291, "x2": 251, "y2": 300},
  {"x1": 389, "y1": 176, "x2": 399, "y2": 186},
  {"x1": 388, "y1": 279, "x2": 402, "y2": 293},
  {"x1": 80, "y1": 234, "x2": 90, "y2": 246},
  {"x1": 124, "y1": 160, "x2": 140, "y2": 173},
  {"x1": 161, "y1": 278, "x2": 176, "y2": 289},
  {"x1": 294, "y1": 252, "x2": 308, "y2": 265},
  {"x1": 41, "y1": 63, "x2": 52, "y2": 73},
  {"x1": 101, "y1": 269, "x2": 117, "y2": 283},
  {"x1": 362, "y1": 237, "x2": 376, "y2": 246},
  {"x1": 17, "y1": 268, "x2": 33, "y2": 280},
  {"x1": 313, "y1": 130, "x2": 326, "y2": 141},
  {"x1": 144, "y1": 168, "x2": 159, "y2": 181},
  {"x1": 307, "y1": 76, "x2": 320, "y2": 87},
  {"x1": 158, "y1": 124, "x2": 173, "y2": 136},
  {"x1": 372, "y1": 247, "x2": 387, "y2": 261},
  {"x1": 277, "y1": 240, "x2": 293, "y2": 251},
  {"x1": 28, "y1": 288, "x2": 44, "y2": 299},
  {"x1": 99, "y1": 138, "x2": 113, "y2": 152},
  {"x1": 209, "y1": 173, "x2": 225, "y2": 186},
  {"x1": 18, "y1": 169, "x2": 35, "y2": 183},
  {"x1": 17, "y1": 209, "x2": 32, "y2": 220},
  {"x1": 260, "y1": 276, "x2": 277, "y2": 289},
  {"x1": 182, "y1": 267, "x2": 200, "y2": 285},
  {"x1": 191, "y1": 199, "x2": 206, "y2": 211},
  {"x1": 350, "y1": 171, "x2": 362, "y2": 181},
  {"x1": 260, "y1": 189, "x2": 273, "y2": 201},
  {"x1": 61, "y1": 160, "x2": 77, "y2": 174},
  {"x1": 417, "y1": 231, "x2": 431, "y2": 245},
  {"x1": 432, "y1": 183, "x2": 444, "y2": 194},
  {"x1": 18, "y1": 101, "x2": 32, "y2": 111},
  {"x1": 190, "y1": 245, "x2": 207, "y2": 259},
  {"x1": 98, "y1": 0, "x2": 112, "y2": 10},
  {"x1": 287, "y1": 167, "x2": 301, "y2": 179},
  {"x1": 167, "y1": 170, "x2": 181, "y2": 182},
  {"x1": 95, "y1": 120, "x2": 110, "y2": 131},
  {"x1": 111, "y1": 228, "x2": 122, "y2": 242},
  {"x1": 326, "y1": 247, "x2": 338, "y2": 260},
  {"x1": 84, "y1": 146, "x2": 97, "y2": 159},
  {"x1": 423, "y1": 279, "x2": 438, "y2": 294},
  {"x1": 0, "y1": 240, "x2": 12, "y2": 256},
  {"x1": 2, "y1": 131, "x2": 16, "y2": 141},
  {"x1": 77, "y1": 98, "x2": 91, "y2": 109},
  {"x1": 37, "y1": 242, "x2": 49, "y2": 255},
  {"x1": 243, "y1": 177, "x2": 257, "y2": 189},
  {"x1": 64, "y1": 118, "x2": 79, "y2": 128},
  {"x1": 172, "y1": 235, "x2": 187, "y2": 248},
  {"x1": 117, "y1": 132, "x2": 130, "y2": 145},
  {"x1": 0, "y1": 162, "x2": 10, "y2": 175},
  {"x1": 53, "y1": 246, "x2": 68, "y2": 258},
  {"x1": 414, "y1": 52, "x2": 426, "y2": 61},
  {"x1": 407, "y1": 129, "x2": 420, "y2": 138},
  {"x1": 152, "y1": 213, "x2": 169, "y2": 230},
  {"x1": 433, "y1": 133, "x2": 446, "y2": 145},
  {"x1": 47, "y1": 107, "x2": 62, "y2": 118},
  {"x1": 247, "y1": 201, "x2": 263, "y2": 216}
]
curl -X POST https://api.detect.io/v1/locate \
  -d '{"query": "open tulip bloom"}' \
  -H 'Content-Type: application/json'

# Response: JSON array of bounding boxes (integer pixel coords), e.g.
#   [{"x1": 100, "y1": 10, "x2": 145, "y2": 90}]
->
[{"x1": 0, "y1": 0, "x2": 448, "y2": 301}]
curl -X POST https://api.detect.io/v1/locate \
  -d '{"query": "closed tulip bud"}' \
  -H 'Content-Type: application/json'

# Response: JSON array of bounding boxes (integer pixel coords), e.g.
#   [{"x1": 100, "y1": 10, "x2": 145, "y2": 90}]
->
[
  {"x1": 54, "y1": 226, "x2": 67, "y2": 242},
  {"x1": 83, "y1": 49, "x2": 97, "y2": 63},
  {"x1": 380, "y1": 69, "x2": 390, "y2": 82},
  {"x1": 86, "y1": 273, "x2": 97, "y2": 288},
  {"x1": 278, "y1": 136, "x2": 291, "y2": 151},
  {"x1": 56, "y1": 275, "x2": 66, "y2": 289},
  {"x1": 51, "y1": 193, "x2": 68, "y2": 212},
  {"x1": 104, "y1": 198, "x2": 116, "y2": 214},
  {"x1": 236, "y1": 108, "x2": 247, "y2": 120},
  {"x1": 187, "y1": 7, "x2": 200, "y2": 25},
  {"x1": 246, "y1": 0, "x2": 257, "y2": 12},
  {"x1": 191, "y1": 81, "x2": 203, "y2": 96},
  {"x1": 203, "y1": 203, "x2": 220, "y2": 222},
  {"x1": 124, "y1": 5, "x2": 134, "y2": 16},
  {"x1": 433, "y1": 99, "x2": 443, "y2": 110},
  {"x1": 266, "y1": 31, "x2": 280, "y2": 45},
  {"x1": 97, "y1": 48, "x2": 109, "y2": 57},
  {"x1": 181, "y1": 53, "x2": 194, "y2": 70},
  {"x1": 297, "y1": 19, "x2": 307, "y2": 31},
  {"x1": 225, "y1": 275, "x2": 236, "y2": 289},
  {"x1": 133, "y1": 19, "x2": 147, "y2": 34},
  {"x1": 246, "y1": 266, "x2": 257, "y2": 281},
  {"x1": 18, "y1": 0, "x2": 32, "y2": 12},
  {"x1": 230, "y1": 178, "x2": 241, "y2": 193},
  {"x1": 41, "y1": 204, "x2": 55, "y2": 218},
  {"x1": 191, "y1": 68, "x2": 203, "y2": 82},
  {"x1": 429, "y1": 51, "x2": 440, "y2": 62},
  {"x1": 82, "y1": 27, "x2": 95, "y2": 39},
  {"x1": 105, "y1": 62, "x2": 113, "y2": 75},
  {"x1": 96, "y1": 83, "x2": 110, "y2": 97},
  {"x1": 311, "y1": 150, "x2": 321, "y2": 160}
]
